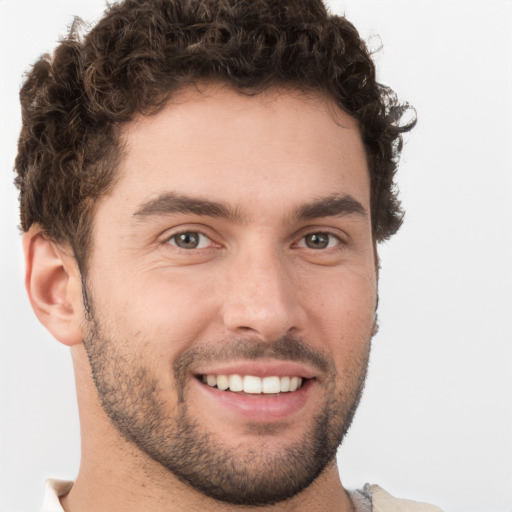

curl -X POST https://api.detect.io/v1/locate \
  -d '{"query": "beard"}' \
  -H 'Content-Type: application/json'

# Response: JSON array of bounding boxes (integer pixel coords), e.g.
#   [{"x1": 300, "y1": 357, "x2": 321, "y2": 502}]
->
[{"x1": 82, "y1": 288, "x2": 372, "y2": 506}]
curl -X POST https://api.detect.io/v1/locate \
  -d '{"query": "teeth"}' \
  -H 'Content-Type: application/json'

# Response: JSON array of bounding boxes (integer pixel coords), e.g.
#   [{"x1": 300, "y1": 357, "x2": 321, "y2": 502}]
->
[
  {"x1": 202, "y1": 374, "x2": 304, "y2": 394},
  {"x1": 228, "y1": 374, "x2": 244, "y2": 392},
  {"x1": 280, "y1": 376, "x2": 291, "y2": 392},
  {"x1": 216, "y1": 375, "x2": 229, "y2": 391},
  {"x1": 262, "y1": 376, "x2": 281, "y2": 394},
  {"x1": 244, "y1": 375, "x2": 263, "y2": 394},
  {"x1": 289, "y1": 376, "x2": 301, "y2": 392}
]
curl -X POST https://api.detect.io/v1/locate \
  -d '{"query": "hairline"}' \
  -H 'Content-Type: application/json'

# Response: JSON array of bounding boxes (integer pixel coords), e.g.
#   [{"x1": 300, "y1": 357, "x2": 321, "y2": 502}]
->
[{"x1": 44, "y1": 81, "x2": 373, "y2": 275}]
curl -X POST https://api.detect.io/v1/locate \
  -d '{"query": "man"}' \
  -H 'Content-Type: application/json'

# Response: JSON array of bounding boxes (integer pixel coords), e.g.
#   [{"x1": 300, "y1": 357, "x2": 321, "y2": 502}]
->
[{"x1": 14, "y1": 0, "x2": 442, "y2": 510}]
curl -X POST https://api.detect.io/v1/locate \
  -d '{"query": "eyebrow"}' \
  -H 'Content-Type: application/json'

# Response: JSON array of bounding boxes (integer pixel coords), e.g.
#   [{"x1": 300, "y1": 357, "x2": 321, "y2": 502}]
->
[
  {"x1": 133, "y1": 192, "x2": 367, "y2": 223},
  {"x1": 134, "y1": 192, "x2": 246, "y2": 222},
  {"x1": 294, "y1": 193, "x2": 367, "y2": 220}
]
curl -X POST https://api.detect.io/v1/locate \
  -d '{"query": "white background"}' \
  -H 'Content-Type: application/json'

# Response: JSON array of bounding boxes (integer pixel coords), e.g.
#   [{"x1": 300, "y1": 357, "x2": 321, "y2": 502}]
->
[{"x1": 0, "y1": 1, "x2": 511, "y2": 511}]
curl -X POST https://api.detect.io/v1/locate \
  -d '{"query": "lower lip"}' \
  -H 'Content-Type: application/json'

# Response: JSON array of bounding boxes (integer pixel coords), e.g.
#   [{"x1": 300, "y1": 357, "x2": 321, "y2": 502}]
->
[{"x1": 194, "y1": 378, "x2": 314, "y2": 422}]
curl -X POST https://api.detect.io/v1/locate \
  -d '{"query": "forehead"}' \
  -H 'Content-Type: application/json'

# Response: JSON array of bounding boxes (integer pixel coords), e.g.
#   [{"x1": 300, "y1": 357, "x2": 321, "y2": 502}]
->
[{"x1": 107, "y1": 85, "x2": 369, "y2": 219}]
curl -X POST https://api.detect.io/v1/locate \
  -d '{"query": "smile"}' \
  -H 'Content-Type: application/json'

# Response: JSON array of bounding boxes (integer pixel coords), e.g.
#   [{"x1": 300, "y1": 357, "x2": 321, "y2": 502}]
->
[{"x1": 201, "y1": 374, "x2": 304, "y2": 394}]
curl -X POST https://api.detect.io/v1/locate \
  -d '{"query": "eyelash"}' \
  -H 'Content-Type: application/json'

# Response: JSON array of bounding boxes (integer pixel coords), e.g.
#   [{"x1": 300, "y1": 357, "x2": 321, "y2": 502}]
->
[
  {"x1": 163, "y1": 229, "x2": 344, "y2": 251},
  {"x1": 165, "y1": 231, "x2": 216, "y2": 250},
  {"x1": 296, "y1": 232, "x2": 342, "y2": 250}
]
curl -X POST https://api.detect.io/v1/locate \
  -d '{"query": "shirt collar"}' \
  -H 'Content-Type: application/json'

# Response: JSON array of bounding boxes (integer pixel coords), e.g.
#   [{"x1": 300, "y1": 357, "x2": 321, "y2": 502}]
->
[{"x1": 41, "y1": 479, "x2": 73, "y2": 512}]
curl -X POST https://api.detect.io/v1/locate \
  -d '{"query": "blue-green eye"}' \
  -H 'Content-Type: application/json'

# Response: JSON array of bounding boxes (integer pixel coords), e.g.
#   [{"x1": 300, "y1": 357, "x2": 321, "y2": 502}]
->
[
  {"x1": 300, "y1": 232, "x2": 340, "y2": 250},
  {"x1": 168, "y1": 232, "x2": 211, "y2": 249}
]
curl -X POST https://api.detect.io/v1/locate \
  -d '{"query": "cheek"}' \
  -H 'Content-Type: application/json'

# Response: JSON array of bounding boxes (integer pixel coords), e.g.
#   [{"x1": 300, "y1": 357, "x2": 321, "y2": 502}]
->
[
  {"x1": 111, "y1": 269, "x2": 221, "y2": 350},
  {"x1": 304, "y1": 268, "x2": 376, "y2": 355}
]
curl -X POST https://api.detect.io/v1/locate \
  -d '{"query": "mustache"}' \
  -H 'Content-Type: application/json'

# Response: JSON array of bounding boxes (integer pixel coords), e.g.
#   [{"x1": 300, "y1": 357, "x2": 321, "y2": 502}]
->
[{"x1": 173, "y1": 335, "x2": 336, "y2": 397}]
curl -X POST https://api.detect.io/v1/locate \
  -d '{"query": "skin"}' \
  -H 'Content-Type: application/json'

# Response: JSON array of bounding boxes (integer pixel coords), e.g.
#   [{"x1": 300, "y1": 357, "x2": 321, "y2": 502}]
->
[{"x1": 24, "y1": 85, "x2": 377, "y2": 511}]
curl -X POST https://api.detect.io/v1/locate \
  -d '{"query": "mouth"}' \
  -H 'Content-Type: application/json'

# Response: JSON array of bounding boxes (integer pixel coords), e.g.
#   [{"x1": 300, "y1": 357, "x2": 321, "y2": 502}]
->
[
  {"x1": 191, "y1": 363, "x2": 318, "y2": 422},
  {"x1": 198, "y1": 374, "x2": 308, "y2": 395},
  {"x1": 190, "y1": 360, "x2": 320, "y2": 423}
]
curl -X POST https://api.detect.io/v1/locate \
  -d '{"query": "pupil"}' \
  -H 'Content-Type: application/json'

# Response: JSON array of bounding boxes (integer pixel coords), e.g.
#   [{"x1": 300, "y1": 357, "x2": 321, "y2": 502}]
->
[
  {"x1": 177, "y1": 233, "x2": 199, "y2": 248},
  {"x1": 306, "y1": 233, "x2": 329, "y2": 249}
]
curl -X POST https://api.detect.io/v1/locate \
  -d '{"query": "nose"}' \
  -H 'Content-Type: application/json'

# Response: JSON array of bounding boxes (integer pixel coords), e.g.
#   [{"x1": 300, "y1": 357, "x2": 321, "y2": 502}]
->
[{"x1": 221, "y1": 245, "x2": 306, "y2": 342}]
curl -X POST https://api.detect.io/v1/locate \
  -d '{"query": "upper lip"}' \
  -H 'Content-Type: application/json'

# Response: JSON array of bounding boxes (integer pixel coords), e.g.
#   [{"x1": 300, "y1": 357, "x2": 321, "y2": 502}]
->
[{"x1": 194, "y1": 360, "x2": 318, "y2": 380}]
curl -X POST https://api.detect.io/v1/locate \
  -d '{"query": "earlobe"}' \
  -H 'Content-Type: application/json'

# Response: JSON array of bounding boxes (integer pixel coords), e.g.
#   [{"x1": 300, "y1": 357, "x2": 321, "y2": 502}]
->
[{"x1": 23, "y1": 226, "x2": 84, "y2": 347}]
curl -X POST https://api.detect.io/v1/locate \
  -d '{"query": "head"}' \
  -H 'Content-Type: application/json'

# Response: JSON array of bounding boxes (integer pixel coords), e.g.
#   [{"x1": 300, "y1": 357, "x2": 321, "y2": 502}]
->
[{"x1": 16, "y1": 0, "x2": 415, "y2": 507}]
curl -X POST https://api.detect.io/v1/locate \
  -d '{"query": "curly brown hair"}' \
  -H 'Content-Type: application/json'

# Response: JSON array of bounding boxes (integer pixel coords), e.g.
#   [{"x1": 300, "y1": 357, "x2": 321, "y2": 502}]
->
[{"x1": 15, "y1": 0, "x2": 415, "y2": 270}]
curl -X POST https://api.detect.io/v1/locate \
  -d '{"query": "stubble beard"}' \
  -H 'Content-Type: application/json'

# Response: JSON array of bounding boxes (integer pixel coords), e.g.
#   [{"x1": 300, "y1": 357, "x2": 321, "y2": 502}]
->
[{"x1": 82, "y1": 290, "x2": 372, "y2": 506}]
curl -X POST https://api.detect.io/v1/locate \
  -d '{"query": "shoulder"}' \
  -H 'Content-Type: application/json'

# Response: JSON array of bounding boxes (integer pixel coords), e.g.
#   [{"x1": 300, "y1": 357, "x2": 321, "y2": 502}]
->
[{"x1": 370, "y1": 485, "x2": 444, "y2": 512}]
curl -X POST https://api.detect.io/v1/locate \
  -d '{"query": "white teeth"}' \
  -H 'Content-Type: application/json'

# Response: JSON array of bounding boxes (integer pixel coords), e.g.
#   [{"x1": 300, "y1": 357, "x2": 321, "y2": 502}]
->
[
  {"x1": 202, "y1": 374, "x2": 304, "y2": 394},
  {"x1": 243, "y1": 375, "x2": 263, "y2": 394},
  {"x1": 289, "y1": 376, "x2": 301, "y2": 392},
  {"x1": 216, "y1": 375, "x2": 229, "y2": 391},
  {"x1": 228, "y1": 374, "x2": 243, "y2": 392},
  {"x1": 280, "y1": 376, "x2": 291, "y2": 392},
  {"x1": 262, "y1": 376, "x2": 281, "y2": 394}
]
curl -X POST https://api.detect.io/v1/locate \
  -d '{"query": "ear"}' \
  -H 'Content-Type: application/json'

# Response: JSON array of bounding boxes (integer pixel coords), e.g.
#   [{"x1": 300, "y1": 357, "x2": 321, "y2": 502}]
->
[{"x1": 23, "y1": 225, "x2": 84, "y2": 346}]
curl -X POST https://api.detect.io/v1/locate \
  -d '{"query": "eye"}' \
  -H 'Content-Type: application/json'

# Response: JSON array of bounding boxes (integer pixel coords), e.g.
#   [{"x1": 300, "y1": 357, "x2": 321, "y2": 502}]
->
[
  {"x1": 167, "y1": 231, "x2": 212, "y2": 249},
  {"x1": 299, "y1": 232, "x2": 340, "y2": 250}
]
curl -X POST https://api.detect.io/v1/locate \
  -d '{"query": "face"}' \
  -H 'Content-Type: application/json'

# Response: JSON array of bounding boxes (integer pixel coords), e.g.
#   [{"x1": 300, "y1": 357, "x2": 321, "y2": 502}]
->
[{"x1": 82, "y1": 86, "x2": 377, "y2": 505}]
